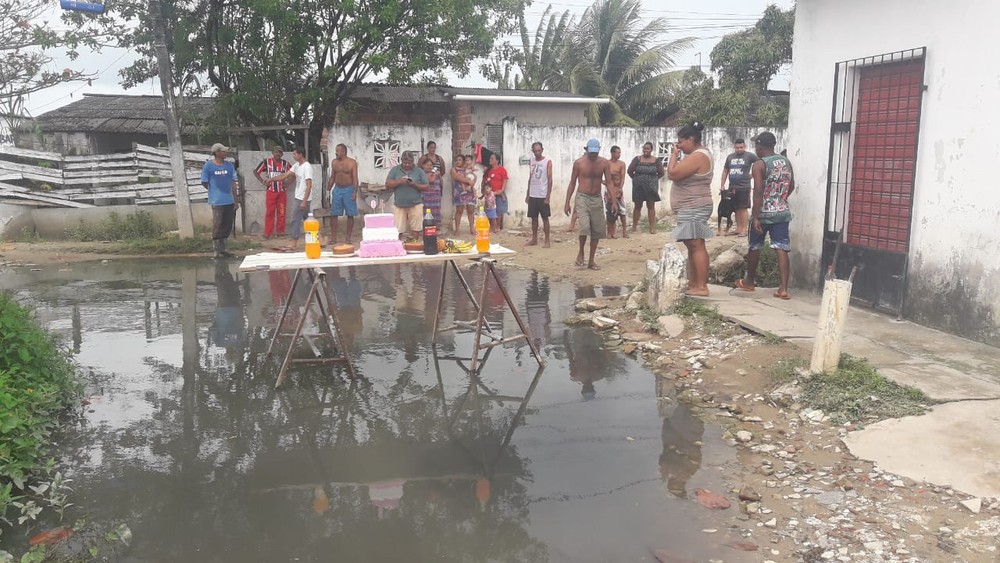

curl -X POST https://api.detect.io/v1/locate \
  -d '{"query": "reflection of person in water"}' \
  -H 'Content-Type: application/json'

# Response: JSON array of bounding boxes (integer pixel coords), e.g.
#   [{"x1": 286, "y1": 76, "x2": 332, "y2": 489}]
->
[
  {"x1": 658, "y1": 401, "x2": 704, "y2": 499},
  {"x1": 330, "y1": 267, "x2": 363, "y2": 349},
  {"x1": 563, "y1": 328, "x2": 608, "y2": 401},
  {"x1": 210, "y1": 262, "x2": 245, "y2": 352},
  {"x1": 525, "y1": 271, "x2": 552, "y2": 349}
]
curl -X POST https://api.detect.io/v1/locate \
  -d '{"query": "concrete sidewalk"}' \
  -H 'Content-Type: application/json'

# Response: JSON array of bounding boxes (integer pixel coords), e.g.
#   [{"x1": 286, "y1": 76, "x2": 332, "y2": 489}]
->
[{"x1": 700, "y1": 283, "x2": 1000, "y2": 498}]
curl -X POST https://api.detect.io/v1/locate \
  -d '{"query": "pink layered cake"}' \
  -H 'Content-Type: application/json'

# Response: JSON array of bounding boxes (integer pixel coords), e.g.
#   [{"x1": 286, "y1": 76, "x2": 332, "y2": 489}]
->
[{"x1": 359, "y1": 213, "x2": 405, "y2": 258}]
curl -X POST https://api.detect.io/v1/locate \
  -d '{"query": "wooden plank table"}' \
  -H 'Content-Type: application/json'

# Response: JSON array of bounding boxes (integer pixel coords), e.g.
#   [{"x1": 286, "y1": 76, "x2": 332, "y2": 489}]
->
[{"x1": 239, "y1": 244, "x2": 545, "y2": 388}]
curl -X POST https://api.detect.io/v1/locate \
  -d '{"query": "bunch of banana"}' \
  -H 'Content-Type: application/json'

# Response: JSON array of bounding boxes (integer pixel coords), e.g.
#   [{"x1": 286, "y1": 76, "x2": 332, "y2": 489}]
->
[{"x1": 442, "y1": 239, "x2": 474, "y2": 254}]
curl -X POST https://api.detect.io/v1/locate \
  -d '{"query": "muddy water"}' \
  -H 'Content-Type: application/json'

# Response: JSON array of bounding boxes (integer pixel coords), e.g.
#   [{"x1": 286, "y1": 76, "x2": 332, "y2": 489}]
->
[{"x1": 2, "y1": 260, "x2": 752, "y2": 562}]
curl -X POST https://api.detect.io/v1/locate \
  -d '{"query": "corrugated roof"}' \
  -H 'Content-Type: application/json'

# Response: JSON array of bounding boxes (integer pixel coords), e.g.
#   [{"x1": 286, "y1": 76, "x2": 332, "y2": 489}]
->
[
  {"x1": 348, "y1": 84, "x2": 596, "y2": 103},
  {"x1": 33, "y1": 94, "x2": 216, "y2": 134}
]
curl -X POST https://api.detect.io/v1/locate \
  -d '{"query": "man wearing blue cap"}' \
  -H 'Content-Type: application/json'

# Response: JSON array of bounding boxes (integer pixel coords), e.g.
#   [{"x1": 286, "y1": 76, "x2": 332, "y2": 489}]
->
[{"x1": 564, "y1": 138, "x2": 612, "y2": 270}]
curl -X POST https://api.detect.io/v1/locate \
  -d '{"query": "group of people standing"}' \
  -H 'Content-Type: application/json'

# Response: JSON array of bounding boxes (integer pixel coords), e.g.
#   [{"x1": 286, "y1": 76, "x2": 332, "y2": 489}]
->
[{"x1": 202, "y1": 126, "x2": 795, "y2": 299}]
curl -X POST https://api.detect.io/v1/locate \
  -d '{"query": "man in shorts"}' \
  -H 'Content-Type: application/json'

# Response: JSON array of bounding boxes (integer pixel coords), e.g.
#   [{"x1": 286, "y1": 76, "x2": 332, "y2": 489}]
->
[
  {"x1": 385, "y1": 151, "x2": 429, "y2": 239},
  {"x1": 721, "y1": 138, "x2": 758, "y2": 236},
  {"x1": 735, "y1": 132, "x2": 795, "y2": 299},
  {"x1": 605, "y1": 145, "x2": 628, "y2": 238},
  {"x1": 526, "y1": 141, "x2": 552, "y2": 247},
  {"x1": 326, "y1": 143, "x2": 360, "y2": 244},
  {"x1": 564, "y1": 138, "x2": 613, "y2": 270}
]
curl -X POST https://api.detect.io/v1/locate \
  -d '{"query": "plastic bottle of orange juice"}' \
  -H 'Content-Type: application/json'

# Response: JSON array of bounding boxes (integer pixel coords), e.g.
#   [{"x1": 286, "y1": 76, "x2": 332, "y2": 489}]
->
[
  {"x1": 303, "y1": 213, "x2": 321, "y2": 259},
  {"x1": 475, "y1": 206, "x2": 490, "y2": 253}
]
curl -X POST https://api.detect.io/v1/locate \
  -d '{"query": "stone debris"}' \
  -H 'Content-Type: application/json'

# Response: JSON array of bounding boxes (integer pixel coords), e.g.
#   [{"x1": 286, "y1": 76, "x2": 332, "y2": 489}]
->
[
  {"x1": 625, "y1": 291, "x2": 645, "y2": 312},
  {"x1": 960, "y1": 497, "x2": 982, "y2": 514},
  {"x1": 735, "y1": 430, "x2": 754, "y2": 443},
  {"x1": 591, "y1": 316, "x2": 618, "y2": 330}
]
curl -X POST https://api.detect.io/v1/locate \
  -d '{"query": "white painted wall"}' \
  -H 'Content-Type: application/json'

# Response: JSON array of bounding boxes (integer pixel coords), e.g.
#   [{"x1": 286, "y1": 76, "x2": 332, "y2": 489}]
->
[
  {"x1": 788, "y1": 0, "x2": 1000, "y2": 343},
  {"x1": 469, "y1": 101, "x2": 588, "y2": 128},
  {"x1": 326, "y1": 120, "x2": 785, "y2": 228}
]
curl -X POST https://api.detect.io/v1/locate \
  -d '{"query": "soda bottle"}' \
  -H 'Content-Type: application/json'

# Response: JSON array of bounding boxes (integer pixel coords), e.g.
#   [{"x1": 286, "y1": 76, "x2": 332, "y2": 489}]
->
[
  {"x1": 475, "y1": 206, "x2": 491, "y2": 253},
  {"x1": 303, "y1": 213, "x2": 321, "y2": 259},
  {"x1": 422, "y1": 206, "x2": 438, "y2": 255}
]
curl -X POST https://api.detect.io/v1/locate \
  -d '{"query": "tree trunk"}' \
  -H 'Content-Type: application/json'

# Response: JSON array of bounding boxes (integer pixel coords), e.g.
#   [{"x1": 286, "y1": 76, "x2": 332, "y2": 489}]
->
[{"x1": 150, "y1": 0, "x2": 195, "y2": 238}]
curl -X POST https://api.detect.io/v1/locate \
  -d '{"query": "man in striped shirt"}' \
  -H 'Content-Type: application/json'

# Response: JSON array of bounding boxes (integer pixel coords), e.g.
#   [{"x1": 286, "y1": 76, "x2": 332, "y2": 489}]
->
[{"x1": 254, "y1": 146, "x2": 292, "y2": 238}]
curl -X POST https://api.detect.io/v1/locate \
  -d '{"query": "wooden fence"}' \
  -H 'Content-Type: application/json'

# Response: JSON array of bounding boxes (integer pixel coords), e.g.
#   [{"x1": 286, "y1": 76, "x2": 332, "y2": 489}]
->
[{"x1": 0, "y1": 144, "x2": 218, "y2": 208}]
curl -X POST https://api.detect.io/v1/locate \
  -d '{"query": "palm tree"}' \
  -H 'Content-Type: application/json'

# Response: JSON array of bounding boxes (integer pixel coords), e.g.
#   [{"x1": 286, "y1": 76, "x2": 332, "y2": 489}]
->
[
  {"x1": 575, "y1": 0, "x2": 692, "y2": 125},
  {"x1": 501, "y1": 0, "x2": 690, "y2": 125}
]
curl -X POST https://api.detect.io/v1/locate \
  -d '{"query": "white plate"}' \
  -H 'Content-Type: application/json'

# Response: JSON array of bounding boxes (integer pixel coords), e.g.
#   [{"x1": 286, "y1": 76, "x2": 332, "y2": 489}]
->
[{"x1": 330, "y1": 251, "x2": 359, "y2": 258}]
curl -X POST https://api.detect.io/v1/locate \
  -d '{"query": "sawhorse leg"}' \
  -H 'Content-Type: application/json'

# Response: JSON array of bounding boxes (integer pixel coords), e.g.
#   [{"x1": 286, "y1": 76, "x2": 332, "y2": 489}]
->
[
  {"x1": 432, "y1": 260, "x2": 497, "y2": 344},
  {"x1": 270, "y1": 267, "x2": 356, "y2": 389}
]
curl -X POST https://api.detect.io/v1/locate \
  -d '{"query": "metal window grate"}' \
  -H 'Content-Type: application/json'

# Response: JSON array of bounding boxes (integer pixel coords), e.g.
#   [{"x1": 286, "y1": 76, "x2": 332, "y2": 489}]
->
[{"x1": 484, "y1": 124, "x2": 503, "y2": 153}]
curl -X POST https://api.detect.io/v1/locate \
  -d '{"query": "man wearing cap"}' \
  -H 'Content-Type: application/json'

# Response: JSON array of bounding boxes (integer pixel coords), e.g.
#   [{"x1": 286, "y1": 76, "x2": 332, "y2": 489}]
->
[
  {"x1": 253, "y1": 146, "x2": 292, "y2": 239},
  {"x1": 735, "y1": 131, "x2": 795, "y2": 299},
  {"x1": 201, "y1": 143, "x2": 240, "y2": 258},
  {"x1": 564, "y1": 139, "x2": 612, "y2": 270}
]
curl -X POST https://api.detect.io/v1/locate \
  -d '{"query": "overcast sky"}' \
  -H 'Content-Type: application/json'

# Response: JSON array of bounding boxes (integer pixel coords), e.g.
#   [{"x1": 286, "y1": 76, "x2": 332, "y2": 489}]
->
[{"x1": 25, "y1": 0, "x2": 795, "y2": 115}]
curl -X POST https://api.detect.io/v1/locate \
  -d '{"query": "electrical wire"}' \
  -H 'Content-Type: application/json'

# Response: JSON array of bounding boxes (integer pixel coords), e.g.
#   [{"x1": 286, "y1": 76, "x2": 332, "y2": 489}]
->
[{"x1": 29, "y1": 48, "x2": 134, "y2": 112}]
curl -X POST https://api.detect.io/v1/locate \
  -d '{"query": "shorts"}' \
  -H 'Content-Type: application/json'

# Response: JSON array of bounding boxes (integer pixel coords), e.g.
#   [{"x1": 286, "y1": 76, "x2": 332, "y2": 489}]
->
[
  {"x1": 393, "y1": 205, "x2": 423, "y2": 233},
  {"x1": 330, "y1": 185, "x2": 358, "y2": 216},
  {"x1": 495, "y1": 194, "x2": 508, "y2": 215},
  {"x1": 485, "y1": 207, "x2": 497, "y2": 219},
  {"x1": 575, "y1": 193, "x2": 604, "y2": 240},
  {"x1": 605, "y1": 196, "x2": 626, "y2": 222},
  {"x1": 749, "y1": 221, "x2": 791, "y2": 251},
  {"x1": 527, "y1": 197, "x2": 550, "y2": 219},
  {"x1": 732, "y1": 188, "x2": 751, "y2": 209}
]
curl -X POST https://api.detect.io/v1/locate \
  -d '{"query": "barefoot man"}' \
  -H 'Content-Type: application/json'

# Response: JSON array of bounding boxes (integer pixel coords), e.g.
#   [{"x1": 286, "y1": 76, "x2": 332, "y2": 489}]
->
[
  {"x1": 565, "y1": 138, "x2": 612, "y2": 270},
  {"x1": 326, "y1": 143, "x2": 360, "y2": 244},
  {"x1": 526, "y1": 141, "x2": 552, "y2": 248},
  {"x1": 605, "y1": 145, "x2": 628, "y2": 239}
]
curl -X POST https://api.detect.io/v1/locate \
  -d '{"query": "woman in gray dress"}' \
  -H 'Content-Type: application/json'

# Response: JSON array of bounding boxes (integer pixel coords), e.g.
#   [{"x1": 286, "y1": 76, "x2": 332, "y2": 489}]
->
[
  {"x1": 627, "y1": 141, "x2": 664, "y2": 234},
  {"x1": 667, "y1": 123, "x2": 714, "y2": 297}
]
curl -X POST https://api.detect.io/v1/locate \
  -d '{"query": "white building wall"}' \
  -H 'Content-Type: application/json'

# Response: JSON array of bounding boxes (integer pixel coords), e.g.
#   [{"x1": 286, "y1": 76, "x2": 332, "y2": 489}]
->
[
  {"x1": 788, "y1": 0, "x2": 1000, "y2": 343},
  {"x1": 469, "y1": 101, "x2": 588, "y2": 128},
  {"x1": 327, "y1": 120, "x2": 785, "y2": 229}
]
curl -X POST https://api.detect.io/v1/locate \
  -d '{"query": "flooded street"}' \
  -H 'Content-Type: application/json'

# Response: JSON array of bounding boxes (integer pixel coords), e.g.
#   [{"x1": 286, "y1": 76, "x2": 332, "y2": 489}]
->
[{"x1": 2, "y1": 260, "x2": 752, "y2": 562}]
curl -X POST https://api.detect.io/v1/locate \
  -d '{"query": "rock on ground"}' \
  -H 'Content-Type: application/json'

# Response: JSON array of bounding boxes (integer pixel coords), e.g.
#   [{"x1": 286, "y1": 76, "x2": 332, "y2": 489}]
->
[
  {"x1": 646, "y1": 243, "x2": 687, "y2": 314},
  {"x1": 657, "y1": 314, "x2": 685, "y2": 338}
]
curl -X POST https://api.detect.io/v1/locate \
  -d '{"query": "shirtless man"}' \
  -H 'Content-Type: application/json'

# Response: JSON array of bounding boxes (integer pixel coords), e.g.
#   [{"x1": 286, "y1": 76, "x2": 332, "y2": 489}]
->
[
  {"x1": 325, "y1": 143, "x2": 360, "y2": 244},
  {"x1": 564, "y1": 138, "x2": 613, "y2": 270},
  {"x1": 605, "y1": 145, "x2": 628, "y2": 239}
]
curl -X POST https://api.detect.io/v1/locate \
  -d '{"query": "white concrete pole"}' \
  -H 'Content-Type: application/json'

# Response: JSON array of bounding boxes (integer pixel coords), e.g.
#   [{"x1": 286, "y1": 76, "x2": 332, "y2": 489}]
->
[{"x1": 810, "y1": 278, "x2": 853, "y2": 373}]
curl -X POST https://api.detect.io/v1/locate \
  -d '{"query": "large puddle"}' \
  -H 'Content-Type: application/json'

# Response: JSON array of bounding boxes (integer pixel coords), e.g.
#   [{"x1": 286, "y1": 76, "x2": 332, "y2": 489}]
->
[{"x1": 2, "y1": 259, "x2": 752, "y2": 562}]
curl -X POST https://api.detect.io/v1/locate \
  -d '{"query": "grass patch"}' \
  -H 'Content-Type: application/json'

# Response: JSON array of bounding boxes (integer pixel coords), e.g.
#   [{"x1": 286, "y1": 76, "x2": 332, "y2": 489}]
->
[
  {"x1": 0, "y1": 294, "x2": 80, "y2": 533},
  {"x1": 769, "y1": 356, "x2": 807, "y2": 383},
  {"x1": 761, "y1": 331, "x2": 785, "y2": 345},
  {"x1": 120, "y1": 236, "x2": 260, "y2": 255},
  {"x1": 715, "y1": 245, "x2": 780, "y2": 288},
  {"x1": 671, "y1": 298, "x2": 730, "y2": 335},
  {"x1": 65, "y1": 210, "x2": 169, "y2": 242},
  {"x1": 769, "y1": 354, "x2": 931, "y2": 424}
]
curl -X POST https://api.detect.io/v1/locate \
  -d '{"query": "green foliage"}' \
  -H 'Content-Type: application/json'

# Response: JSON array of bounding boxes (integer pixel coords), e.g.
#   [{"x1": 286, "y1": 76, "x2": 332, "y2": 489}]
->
[
  {"x1": 64, "y1": 211, "x2": 170, "y2": 242},
  {"x1": 769, "y1": 356, "x2": 806, "y2": 382},
  {"x1": 68, "y1": 0, "x2": 529, "y2": 146},
  {"x1": 677, "y1": 5, "x2": 794, "y2": 127},
  {"x1": 0, "y1": 294, "x2": 79, "y2": 527},
  {"x1": 493, "y1": 0, "x2": 691, "y2": 125},
  {"x1": 714, "y1": 245, "x2": 780, "y2": 288},
  {"x1": 671, "y1": 298, "x2": 730, "y2": 335}
]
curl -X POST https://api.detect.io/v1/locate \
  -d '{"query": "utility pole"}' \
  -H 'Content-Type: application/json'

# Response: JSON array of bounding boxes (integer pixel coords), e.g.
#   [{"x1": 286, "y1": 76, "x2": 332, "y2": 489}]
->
[{"x1": 149, "y1": 0, "x2": 195, "y2": 238}]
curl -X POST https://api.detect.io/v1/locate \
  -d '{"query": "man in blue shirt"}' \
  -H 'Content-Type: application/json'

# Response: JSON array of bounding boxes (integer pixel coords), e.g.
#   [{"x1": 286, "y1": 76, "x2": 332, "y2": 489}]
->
[{"x1": 201, "y1": 143, "x2": 240, "y2": 258}]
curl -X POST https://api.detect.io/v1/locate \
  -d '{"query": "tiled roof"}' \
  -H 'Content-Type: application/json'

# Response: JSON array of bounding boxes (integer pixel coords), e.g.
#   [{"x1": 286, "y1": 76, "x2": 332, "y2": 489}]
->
[{"x1": 32, "y1": 94, "x2": 216, "y2": 134}]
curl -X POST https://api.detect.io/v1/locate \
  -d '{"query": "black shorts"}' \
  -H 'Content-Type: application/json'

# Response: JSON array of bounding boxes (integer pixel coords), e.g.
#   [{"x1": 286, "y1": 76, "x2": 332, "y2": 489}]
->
[
  {"x1": 527, "y1": 197, "x2": 551, "y2": 219},
  {"x1": 732, "y1": 188, "x2": 751, "y2": 209}
]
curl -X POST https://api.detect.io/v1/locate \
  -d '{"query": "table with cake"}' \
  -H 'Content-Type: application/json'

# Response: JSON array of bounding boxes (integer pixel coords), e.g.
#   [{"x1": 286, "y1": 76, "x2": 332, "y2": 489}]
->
[{"x1": 240, "y1": 213, "x2": 544, "y2": 388}]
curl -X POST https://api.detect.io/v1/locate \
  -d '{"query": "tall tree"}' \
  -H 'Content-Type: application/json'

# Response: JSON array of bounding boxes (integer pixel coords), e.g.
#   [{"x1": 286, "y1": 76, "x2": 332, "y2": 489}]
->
[
  {"x1": 679, "y1": 4, "x2": 794, "y2": 127},
  {"x1": 489, "y1": 0, "x2": 690, "y2": 126},
  {"x1": 68, "y1": 0, "x2": 529, "y2": 148}
]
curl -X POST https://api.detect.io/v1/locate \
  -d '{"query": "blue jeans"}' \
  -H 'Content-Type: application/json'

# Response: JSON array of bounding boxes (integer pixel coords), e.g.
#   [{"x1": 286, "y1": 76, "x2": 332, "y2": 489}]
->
[{"x1": 289, "y1": 198, "x2": 310, "y2": 241}]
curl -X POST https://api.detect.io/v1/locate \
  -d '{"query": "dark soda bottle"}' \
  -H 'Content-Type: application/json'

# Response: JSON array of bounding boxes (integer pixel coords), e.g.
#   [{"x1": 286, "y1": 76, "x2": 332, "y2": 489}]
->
[{"x1": 422, "y1": 206, "x2": 438, "y2": 255}]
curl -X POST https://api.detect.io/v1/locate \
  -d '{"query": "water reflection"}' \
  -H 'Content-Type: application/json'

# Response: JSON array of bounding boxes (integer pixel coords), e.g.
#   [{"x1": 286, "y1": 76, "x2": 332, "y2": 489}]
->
[{"x1": 0, "y1": 260, "x2": 747, "y2": 562}]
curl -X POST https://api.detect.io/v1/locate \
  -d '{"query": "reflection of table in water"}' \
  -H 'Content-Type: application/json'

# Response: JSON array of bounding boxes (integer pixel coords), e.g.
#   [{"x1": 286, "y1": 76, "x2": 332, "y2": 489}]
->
[
  {"x1": 239, "y1": 245, "x2": 545, "y2": 387},
  {"x1": 248, "y1": 353, "x2": 545, "y2": 517}
]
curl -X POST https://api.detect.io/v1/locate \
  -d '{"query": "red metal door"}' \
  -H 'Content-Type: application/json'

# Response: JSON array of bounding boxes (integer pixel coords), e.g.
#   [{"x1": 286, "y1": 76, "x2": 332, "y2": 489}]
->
[{"x1": 846, "y1": 60, "x2": 923, "y2": 252}]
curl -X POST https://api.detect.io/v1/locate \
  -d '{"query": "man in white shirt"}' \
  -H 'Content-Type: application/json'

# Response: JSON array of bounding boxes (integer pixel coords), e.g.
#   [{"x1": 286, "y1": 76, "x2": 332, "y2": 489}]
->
[
  {"x1": 525, "y1": 141, "x2": 552, "y2": 248},
  {"x1": 271, "y1": 147, "x2": 313, "y2": 251}
]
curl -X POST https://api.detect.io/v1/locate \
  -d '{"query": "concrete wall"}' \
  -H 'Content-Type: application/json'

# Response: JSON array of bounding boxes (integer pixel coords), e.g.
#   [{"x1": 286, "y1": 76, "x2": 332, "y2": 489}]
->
[
  {"x1": 469, "y1": 101, "x2": 588, "y2": 128},
  {"x1": 9, "y1": 203, "x2": 217, "y2": 239},
  {"x1": 788, "y1": 0, "x2": 1000, "y2": 344},
  {"x1": 325, "y1": 119, "x2": 785, "y2": 229}
]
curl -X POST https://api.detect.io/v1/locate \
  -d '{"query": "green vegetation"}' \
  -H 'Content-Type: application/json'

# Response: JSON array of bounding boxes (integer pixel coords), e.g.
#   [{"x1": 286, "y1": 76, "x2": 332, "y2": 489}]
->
[
  {"x1": 65, "y1": 211, "x2": 169, "y2": 242},
  {"x1": 715, "y1": 245, "x2": 780, "y2": 288},
  {"x1": 761, "y1": 331, "x2": 786, "y2": 345},
  {"x1": 0, "y1": 294, "x2": 80, "y2": 536},
  {"x1": 768, "y1": 355, "x2": 931, "y2": 424},
  {"x1": 671, "y1": 298, "x2": 731, "y2": 335}
]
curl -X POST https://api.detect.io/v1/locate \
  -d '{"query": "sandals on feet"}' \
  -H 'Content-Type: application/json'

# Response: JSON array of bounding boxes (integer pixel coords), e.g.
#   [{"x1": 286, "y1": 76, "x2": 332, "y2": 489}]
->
[{"x1": 735, "y1": 279, "x2": 755, "y2": 292}]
